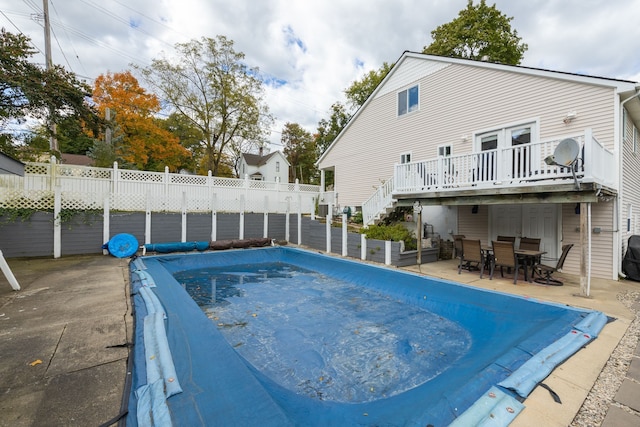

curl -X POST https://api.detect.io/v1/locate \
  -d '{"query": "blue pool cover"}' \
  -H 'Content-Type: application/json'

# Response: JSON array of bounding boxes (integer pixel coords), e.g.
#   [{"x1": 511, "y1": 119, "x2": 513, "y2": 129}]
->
[{"x1": 126, "y1": 247, "x2": 608, "y2": 426}]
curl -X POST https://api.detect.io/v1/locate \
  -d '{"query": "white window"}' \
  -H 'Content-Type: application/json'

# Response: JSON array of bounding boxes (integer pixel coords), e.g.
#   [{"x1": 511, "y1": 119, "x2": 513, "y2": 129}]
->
[
  {"x1": 398, "y1": 85, "x2": 419, "y2": 116},
  {"x1": 438, "y1": 145, "x2": 452, "y2": 157},
  {"x1": 400, "y1": 152, "x2": 412, "y2": 164}
]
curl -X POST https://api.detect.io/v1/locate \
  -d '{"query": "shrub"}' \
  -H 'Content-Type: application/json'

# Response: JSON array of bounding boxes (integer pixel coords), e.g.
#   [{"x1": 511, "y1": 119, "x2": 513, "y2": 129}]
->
[{"x1": 360, "y1": 223, "x2": 416, "y2": 250}]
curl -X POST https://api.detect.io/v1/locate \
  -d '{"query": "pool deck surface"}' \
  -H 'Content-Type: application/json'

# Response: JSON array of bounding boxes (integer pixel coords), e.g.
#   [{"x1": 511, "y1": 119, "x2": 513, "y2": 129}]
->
[{"x1": 0, "y1": 252, "x2": 639, "y2": 426}]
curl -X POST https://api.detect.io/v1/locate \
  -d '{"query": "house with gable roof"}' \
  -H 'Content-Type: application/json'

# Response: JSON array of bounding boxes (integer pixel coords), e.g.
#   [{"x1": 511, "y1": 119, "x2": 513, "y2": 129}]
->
[
  {"x1": 240, "y1": 148, "x2": 290, "y2": 183},
  {"x1": 317, "y1": 51, "x2": 640, "y2": 282}
]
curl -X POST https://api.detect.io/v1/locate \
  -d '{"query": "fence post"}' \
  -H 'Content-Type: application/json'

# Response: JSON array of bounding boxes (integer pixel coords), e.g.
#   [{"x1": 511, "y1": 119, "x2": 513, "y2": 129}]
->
[
  {"x1": 285, "y1": 197, "x2": 291, "y2": 243},
  {"x1": 53, "y1": 186, "x2": 61, "y2": 258},
  {"x1": 164, "y1": 166, "x2": 170, "y2": 210},
  {"x1": 385, "y1": 240, "x2": 392, "y2": 265},
  {"x1": 263, "y1": 196, "x2": 269, "y2": 238},
  {"x1": 239, "y1": 195, "x2": 245, "y2": 240},
  {"x1": 311, "y1": 197, "x2": 316, "y2": 221},
  {"x1": 181, "y1": 191, "x2": 187, "y2": 242},
  {"x1": 103, "y1": 195, "x2": 110, "y2": 254},
  {"x1": 49, "y1": 155, "x2": 57, "y2": 191},
  {"x1": 145, "y1": 193, "x2": 152, "y2": 245},
  {"x1": 361, "y1": 234, "x2": 367, "y2": 260},
  {"x1": 211, "y1": 192, "x2": 217, "y2": 242},
  {"x1": 326, "y1": 213, "x2": 331, "y2": 253},
  {"x1": 112, "y1": 161, "x2": 118, "y2": 196},
  {"x1": 0, "y1": 250, "x2": 20, "y2": 290},
  {"x1": 297, "y1": 205, "x2": 302, "y2": 246},
  {"x1": 342, "y1": 214, "x2": 348, "y2": 256}
]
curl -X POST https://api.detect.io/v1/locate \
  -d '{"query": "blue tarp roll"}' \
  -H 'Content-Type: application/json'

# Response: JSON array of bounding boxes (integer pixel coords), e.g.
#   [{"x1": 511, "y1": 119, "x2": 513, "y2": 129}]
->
[{"x1": 108, "y1": 233, "x2": 139, "y2": 258}]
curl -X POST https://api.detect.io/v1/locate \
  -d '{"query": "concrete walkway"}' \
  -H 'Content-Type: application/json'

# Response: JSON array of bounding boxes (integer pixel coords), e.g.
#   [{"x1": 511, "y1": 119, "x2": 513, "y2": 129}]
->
[
  {"x1": 0, "y1": 253, "x2": 638, "y2": 426},
  {"x1": 0, "y1": 255, "x2": 131, "y2": 427}
]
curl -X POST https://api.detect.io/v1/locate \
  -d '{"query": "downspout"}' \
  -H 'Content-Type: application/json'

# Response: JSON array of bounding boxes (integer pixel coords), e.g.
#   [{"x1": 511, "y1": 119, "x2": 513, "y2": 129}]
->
[{"x1": 617, "y1": 88, "x2": 640, "y2": 279}]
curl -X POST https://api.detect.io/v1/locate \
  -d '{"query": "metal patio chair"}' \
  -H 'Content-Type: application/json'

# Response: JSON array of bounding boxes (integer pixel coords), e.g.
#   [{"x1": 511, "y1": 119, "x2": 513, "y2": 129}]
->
[
  {"x1": 532, "y1": 244, "x2": 574, "y2": 286},
  {"x1": 490, "y1": 240, "x2": 520, "y2": 284},
  {"x1": 518, "y1": 237, "x2": 541, "y2": 278},
  {"x1": 458, "y1": 239, "x2": 486, "y2": 278},
  {"x1": 453, "y1": 234, "x2": 465, "y2": 259}
]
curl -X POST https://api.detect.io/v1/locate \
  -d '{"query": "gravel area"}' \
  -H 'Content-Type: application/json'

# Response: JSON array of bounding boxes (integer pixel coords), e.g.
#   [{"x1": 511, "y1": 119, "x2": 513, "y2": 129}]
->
[{"x1": 570, "y1": 290, "x2": 640, "y2": 426}]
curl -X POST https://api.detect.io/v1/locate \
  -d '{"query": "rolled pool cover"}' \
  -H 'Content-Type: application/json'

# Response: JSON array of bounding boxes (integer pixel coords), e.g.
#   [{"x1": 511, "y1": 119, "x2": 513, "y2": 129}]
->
[{"x1": 144, "y1": 241, "x2": 210, "y2": 253}]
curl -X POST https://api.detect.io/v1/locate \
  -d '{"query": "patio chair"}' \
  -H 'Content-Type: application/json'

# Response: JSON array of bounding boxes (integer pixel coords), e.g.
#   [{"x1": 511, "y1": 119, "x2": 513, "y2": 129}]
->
[
  {"x1": 490, "y1": 240, "x2": 520, "y2": 284},
  {"x1": 532, "y1": 244, "x2": 574, "y2": 286},
  {"x1": 453, "y1": 234, "x2": 465, "y2": 259},
  {"x1": 458, "y1": 239, "x2": 486, "y2": 278},
  {"x1": 518, "y1": 237, "x2": 541, "y2": 251},
  {"x1": 496, "y1": 236, "x2": 516, "y2": 272},
  {"x1": 518, "y1": 237, "x2": 541, "y2": 277}
]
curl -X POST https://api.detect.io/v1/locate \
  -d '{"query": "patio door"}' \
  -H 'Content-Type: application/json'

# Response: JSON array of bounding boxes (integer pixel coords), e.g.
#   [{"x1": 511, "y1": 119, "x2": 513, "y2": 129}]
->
[
  {"x1": 521, "y1": 204, "x2": 558, "y2": 265},
  {"x1": 490, "y1": 204, "x2": 558, "y2": 265},
  {"x1": 508, "y1": 124, "x2": 540, "y2": 180}
]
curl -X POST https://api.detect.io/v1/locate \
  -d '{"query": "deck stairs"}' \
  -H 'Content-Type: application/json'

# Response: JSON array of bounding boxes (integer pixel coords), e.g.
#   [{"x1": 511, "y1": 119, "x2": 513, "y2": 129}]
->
[{"x1": 362, "y1": 177, "x2": 397, "y2": 226}]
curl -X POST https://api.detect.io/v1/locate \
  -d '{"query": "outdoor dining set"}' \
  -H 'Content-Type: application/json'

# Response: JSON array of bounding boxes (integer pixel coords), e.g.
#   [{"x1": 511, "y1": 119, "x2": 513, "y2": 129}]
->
[{"x1": 454, "y1": 235, "x2": 573, "y2": 286}]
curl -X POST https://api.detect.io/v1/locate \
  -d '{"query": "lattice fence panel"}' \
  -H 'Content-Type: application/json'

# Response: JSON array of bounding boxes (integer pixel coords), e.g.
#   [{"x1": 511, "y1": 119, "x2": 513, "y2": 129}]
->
[
  {"x1": 0, "y1": 189, "x2": 54, "y2": 210},
  {"x1": 60, "y1": 192, "x2": 104, "y2": 210}
]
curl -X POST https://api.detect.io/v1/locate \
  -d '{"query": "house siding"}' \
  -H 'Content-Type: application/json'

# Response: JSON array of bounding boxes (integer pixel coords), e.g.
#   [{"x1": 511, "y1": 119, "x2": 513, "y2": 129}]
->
[
  {"x1": 621, "y1": 110, "x2": 640, "y2": 265},
  {"x1": 458, "y1": 205, "x2": 489, "y2": 242},
  {"x1": 561, "y1": 202, "x2": 614, "y2": 279},
  {"x1": 321, "y1": 62, "x2": 618, "y2": 208}
]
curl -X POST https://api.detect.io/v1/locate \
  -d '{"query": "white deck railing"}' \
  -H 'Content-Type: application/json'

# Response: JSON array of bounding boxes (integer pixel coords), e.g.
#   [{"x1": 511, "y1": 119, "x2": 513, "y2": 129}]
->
[
  {"x1": 362, "y1": 177, "x2": 395, "y2": 226},
  {"x1": 393, "y1": 129, "x2": 615, "y2": 194},
  {"x1": 0, "y1": 159, "x2": 322, "y2": 214},
  {"x1": 362, "y1": 129, "x2": 616, "y2": 225}
]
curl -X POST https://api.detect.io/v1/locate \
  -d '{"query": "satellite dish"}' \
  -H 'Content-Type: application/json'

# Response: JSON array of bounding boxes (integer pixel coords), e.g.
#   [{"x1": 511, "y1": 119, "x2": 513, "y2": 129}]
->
[
  {"x1": 544, "y1": 138, "x2": 580, "y2": 189},
  {"x1": 552, "y1": 138, "x2": 580, "y2": 166}
]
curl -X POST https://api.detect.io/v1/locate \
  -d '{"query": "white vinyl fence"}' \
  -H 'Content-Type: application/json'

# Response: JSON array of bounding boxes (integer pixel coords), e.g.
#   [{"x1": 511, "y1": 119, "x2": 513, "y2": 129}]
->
[{"x1": 0, "y1": 157, "x2": 326, "y2": 214}]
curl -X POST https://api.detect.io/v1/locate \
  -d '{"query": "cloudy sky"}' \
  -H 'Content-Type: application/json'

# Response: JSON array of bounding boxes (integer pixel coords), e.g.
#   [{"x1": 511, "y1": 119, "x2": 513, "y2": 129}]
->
[{"x1": 2, "y1": 0, "x2": 640, "y2": 148}]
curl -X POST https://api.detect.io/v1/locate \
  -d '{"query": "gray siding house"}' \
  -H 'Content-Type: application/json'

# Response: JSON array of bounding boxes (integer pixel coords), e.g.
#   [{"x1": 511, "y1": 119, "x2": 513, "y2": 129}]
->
[
  {"x1": 318, "y1": 52, "x2": 640, "y2": 281},
  {"x1": 0, "y1": 152, "x2": 25, "y2": 176}
]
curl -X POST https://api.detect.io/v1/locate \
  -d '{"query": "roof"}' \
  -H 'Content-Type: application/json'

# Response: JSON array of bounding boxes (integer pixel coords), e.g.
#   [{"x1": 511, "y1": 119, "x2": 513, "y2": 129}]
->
[
  {"x1": 61, "y1": 153, "x2": 94, "y2": 166},
  {"x1": 317, "y1": 51, "x2": 640, "y2": 166},
  {"x1": 242, "y1": 151, "x2": 290, "y2": 167}
]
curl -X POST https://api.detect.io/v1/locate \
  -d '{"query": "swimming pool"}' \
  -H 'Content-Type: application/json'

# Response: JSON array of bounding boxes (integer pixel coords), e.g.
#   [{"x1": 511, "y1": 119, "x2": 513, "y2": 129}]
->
[{"x1": 126, "y1": 246, "x2": 607, "y2": 426}]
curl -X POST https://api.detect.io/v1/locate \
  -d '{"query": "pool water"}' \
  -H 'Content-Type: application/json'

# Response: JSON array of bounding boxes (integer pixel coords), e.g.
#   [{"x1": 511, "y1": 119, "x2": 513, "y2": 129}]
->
[{"x1": 175, "y1": 262, "x2": 472, "y2": 403}]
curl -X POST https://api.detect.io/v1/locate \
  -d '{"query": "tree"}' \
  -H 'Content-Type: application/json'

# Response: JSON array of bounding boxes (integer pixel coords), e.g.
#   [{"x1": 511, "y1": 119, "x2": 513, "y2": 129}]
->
[
  {"x1": 281, "y1": 123, "x2": 317, "y2": 184},
  {"x1": 89, "y1": 71, "x2": 190, "y2": 171},
  {"x1": 423, "y1": 0, "x2": 527, "y2": 65},
  {"x1": 344, "y1": 62, "x2": 394, "y2": 110},
  {"x1": 137, "y1": 35, "x2": 273, "y2": 176},
  {"x1": 0, "y1": 29, "x2": 98, "y2": 154},
  {"x1": 314, "y1": 102, "x2": 350, "y2": 157},
  {"x1": 157, "y1": 112, "x2": 204, "y2": 173}
]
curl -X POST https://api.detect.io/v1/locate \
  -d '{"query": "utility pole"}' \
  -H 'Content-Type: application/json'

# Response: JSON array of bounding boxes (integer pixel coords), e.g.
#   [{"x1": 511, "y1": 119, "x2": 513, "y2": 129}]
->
[{"x1": 43, "y1": 0, "x2": 58, "y2": 152}]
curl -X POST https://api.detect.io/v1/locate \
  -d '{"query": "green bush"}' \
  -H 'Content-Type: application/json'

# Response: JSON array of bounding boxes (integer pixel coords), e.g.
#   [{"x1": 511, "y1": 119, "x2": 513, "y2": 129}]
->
[{"x1": 360, "y1": 223, "x2": 416, "y2": 250}]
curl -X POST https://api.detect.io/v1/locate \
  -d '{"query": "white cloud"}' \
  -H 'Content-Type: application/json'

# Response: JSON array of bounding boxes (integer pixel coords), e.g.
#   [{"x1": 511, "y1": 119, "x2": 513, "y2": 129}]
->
[{"x1": 2, "y1": 0, "x2": 639, "y2": 147}]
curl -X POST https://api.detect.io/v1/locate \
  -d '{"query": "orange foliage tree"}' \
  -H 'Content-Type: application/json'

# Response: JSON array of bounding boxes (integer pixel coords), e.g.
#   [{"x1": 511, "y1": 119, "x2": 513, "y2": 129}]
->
[{"x1": 90, "y1": 71, "x2": 190, "y2": 171}]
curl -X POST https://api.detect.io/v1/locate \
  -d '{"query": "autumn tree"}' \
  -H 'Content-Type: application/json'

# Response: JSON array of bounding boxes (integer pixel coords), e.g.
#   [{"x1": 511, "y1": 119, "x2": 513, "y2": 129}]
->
[
  {"x1": 137, "y1": 36, "x2": 273, "y2": 176},
  {"x1": 281, "y1": 122, "x2": 317, "y2": 184},
  {"x1": 0, "y1": 29, "x2": 98, "y2": 157},
  {"x1": 423, "y1": 0, "x2": 527, "y2": 65},
  {"x1": 89, "y1": 71, "x2": 190, "y2": 171}
]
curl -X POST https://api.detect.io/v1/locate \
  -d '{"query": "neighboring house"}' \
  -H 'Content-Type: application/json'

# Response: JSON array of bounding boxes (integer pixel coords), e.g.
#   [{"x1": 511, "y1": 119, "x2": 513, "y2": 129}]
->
[
  {"x1": 240, "y1": 149, "x2": 290, "y2": 183},
  {"x1": 317, "y1": 51, "x2": 640, "y2": 281},
  {"x1": 0, "y1": 152, "x2": 25, "y2": 176},
  {"x1": 60, "y1": 153, "x2": 94, "y2": 166}
]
